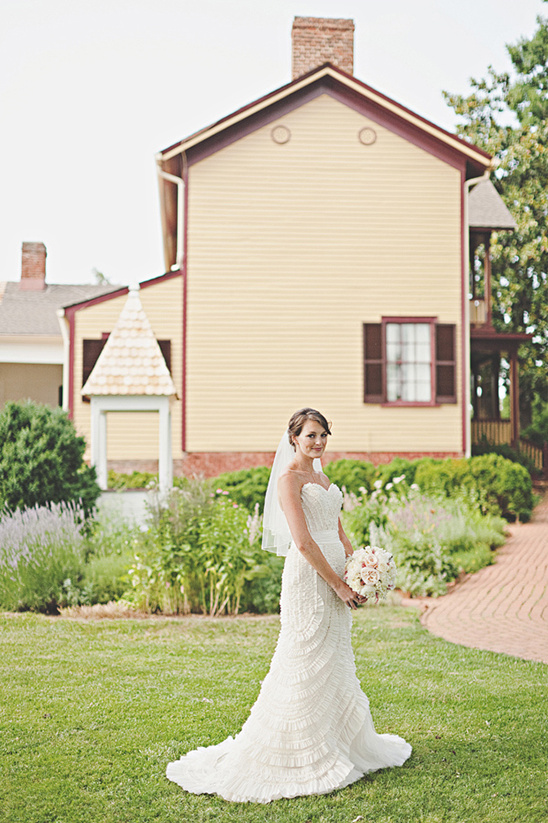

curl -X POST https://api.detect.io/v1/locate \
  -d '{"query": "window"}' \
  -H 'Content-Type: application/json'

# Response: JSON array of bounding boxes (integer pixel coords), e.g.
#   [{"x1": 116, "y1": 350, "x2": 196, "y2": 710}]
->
[
  {"x1": 386, "y1": 322, "x2": 431, "y2": 402},
  {"x1": 364, "y1": 320, "x2": 456, "y2": 405}
]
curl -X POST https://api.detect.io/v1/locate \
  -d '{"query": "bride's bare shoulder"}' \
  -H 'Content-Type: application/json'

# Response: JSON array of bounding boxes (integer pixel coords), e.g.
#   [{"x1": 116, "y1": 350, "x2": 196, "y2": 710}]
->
[{"x1": 278, "y1": 468, "x2": 307, "y2": 491}]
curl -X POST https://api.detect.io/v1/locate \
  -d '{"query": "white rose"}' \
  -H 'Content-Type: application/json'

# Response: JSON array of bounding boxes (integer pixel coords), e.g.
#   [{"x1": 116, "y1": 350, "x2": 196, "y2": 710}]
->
[{"x1": 364, "y1": 568, "x2": 380, "y2": 586}]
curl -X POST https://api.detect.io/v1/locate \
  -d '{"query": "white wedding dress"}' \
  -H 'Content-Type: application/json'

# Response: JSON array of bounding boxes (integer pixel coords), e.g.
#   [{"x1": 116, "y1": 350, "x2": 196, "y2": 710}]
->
[{"x1": 166, "y1": 482, "x2": 412, "y2": 803}]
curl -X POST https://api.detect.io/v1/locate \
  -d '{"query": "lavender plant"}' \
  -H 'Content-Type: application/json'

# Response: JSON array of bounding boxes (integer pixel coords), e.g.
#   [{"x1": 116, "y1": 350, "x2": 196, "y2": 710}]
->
[{"x1": 0, "y1": 503, "x2": 86, "y2": 612}]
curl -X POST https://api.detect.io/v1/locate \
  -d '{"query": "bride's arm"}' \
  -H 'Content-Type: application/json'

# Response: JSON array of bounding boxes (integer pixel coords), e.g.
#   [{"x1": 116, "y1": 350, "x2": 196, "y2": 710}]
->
[
  {"x1": 338, "y1": 519, "x2": 354, "y2": 557},
  {"x1": 278, "y1": 473, "x2": 360, "y2": 609}
]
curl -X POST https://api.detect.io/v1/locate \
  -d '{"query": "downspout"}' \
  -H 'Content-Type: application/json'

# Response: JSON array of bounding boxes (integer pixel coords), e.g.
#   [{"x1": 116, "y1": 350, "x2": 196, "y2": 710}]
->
[
  {"x1": 155, "y1": 154, "x2": 186, "y2": 270},
  {"x1": 56, "y1": 308, "x2": 70, "y2": 412},
  {"x1": 463, "y1": 169, "x2": 491, "y2": 457},
  {"x1": 155, "y1": 153, "x2": 188, "y2": 454}
]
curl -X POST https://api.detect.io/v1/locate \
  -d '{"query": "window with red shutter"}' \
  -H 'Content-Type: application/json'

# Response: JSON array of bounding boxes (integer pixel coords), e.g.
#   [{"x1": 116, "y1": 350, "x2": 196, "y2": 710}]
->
[
  {"x1": 435, "y1": 324, "x2": 456, "y2": 403},
  {"x1": 363, "y1": 321, "x2": 456, "y2": 405},
  {"x1": 363, "y1": 323, "x2": 383, "y2": 402}
]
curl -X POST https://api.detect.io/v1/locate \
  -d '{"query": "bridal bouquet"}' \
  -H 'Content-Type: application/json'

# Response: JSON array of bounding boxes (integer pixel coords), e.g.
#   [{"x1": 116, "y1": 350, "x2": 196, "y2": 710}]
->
[{"x1": 344, "y1": 546, "x2": 397, "y2": 603}]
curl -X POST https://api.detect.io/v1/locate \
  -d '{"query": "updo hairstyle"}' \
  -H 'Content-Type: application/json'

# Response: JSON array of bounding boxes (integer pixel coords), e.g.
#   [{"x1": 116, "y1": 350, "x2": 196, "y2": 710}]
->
[{"x1": 287, "y1": 408, "x2": 332, "y2": 450}]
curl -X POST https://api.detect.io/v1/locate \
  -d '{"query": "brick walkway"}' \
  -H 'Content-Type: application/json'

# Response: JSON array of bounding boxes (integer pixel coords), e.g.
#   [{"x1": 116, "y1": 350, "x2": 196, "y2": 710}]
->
[{"x1": 420, "y1": 490, "x2": 548, "y2": 665}]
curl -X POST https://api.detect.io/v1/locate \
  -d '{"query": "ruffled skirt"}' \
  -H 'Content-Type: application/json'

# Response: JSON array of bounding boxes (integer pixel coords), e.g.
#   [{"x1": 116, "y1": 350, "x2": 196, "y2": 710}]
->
[{"x1": 166, "y1": 531, "x2": 411, "y2": 802}]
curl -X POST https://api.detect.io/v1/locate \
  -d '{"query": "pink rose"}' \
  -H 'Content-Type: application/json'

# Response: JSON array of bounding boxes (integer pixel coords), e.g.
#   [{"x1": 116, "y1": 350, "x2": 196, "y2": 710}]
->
[{"x1": 363, "y1": 568, "x2": 380, "y2": 586}]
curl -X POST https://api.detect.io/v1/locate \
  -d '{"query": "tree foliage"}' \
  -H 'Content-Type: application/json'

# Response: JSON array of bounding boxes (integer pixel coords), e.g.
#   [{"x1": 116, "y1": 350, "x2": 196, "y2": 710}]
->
[
  {"x1": 0, "y1": 400, "x2": 100, "y2": 515},
  {"x1": 444, "y1": 7, "x2": 548, "y2": 424}
]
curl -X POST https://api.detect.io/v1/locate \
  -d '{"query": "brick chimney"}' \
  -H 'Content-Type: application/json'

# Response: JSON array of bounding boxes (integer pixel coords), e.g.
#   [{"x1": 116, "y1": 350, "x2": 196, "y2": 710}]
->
[
  {"x1": 20, "y1": 242, "x2": 47, "y2": 290},
  {"x1": 292, "y1": 17, "x2": 354, "y2": 79}
]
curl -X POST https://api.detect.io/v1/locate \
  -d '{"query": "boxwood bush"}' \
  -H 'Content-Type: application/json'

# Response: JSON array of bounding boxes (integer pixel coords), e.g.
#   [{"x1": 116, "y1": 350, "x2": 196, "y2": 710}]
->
[
  {"x1": 0, "y1": 400, "x2": 100, "y2": 516},
  {"x1": 323, "y1": 459, "x2": 378, "y2": 495},
  {"x1": 414, "y1": 454, "x2": 534, "y2": 521},
  {"x1": 212, "y1": 466, "x2": 271, "y2": 514}
]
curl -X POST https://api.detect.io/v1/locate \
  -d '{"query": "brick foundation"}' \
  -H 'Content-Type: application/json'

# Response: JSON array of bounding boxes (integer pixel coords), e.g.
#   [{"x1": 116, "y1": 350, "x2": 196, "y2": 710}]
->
[{"x1": 107, "y1": 451, "x2": 463, "y2": 479}]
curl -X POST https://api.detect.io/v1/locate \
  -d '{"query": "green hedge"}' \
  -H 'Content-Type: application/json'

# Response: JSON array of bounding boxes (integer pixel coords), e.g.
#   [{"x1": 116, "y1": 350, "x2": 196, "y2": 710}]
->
[
  {"x1": 0, "y1": 400, "x2": 100, "y2": 516},
  {"x1": 414, "y1": 454, "x2": 533, "y2": 521},
  {"x1": 212, "y1": 466, "x2": 271, "y2": 514},
  {"x1": 323, "y1": 459, "x2": 378, "y2": 495}
]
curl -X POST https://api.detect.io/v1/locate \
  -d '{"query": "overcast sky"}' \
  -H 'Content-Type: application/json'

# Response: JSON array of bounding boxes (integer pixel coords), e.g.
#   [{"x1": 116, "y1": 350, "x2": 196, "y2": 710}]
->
[{"x1": 1, "y1": 0, "x2": 546, "y2": 287}]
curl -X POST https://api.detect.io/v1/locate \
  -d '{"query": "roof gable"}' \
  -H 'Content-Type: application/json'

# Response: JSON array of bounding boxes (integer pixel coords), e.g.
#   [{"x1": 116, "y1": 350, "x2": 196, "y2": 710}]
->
[{"x1": 159, "y1": 64, "x2": 492, "y2": 174}]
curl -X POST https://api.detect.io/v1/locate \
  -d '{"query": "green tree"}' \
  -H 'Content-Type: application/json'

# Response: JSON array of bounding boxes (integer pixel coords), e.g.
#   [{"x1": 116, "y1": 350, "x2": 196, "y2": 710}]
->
[
  {"x1": 444, "y1": 7, "x2": 548, "y2": 426},
  {"x1": 0, "y1": 400, "x2": 100, "y2": 515}
]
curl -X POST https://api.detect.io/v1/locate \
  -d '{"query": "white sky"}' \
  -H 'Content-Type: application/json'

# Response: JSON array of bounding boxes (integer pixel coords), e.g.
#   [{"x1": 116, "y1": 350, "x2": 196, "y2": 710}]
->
[{"x1": 1, "y1": 0, "x2": 546, "y2": 287}]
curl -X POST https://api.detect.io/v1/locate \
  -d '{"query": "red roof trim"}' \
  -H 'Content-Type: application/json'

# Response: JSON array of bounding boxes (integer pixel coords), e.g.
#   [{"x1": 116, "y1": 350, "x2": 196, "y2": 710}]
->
[
  {"x1": 470, "y1": 328, "x2": 532, "y2": 341},
  {"x1": 62, "y1": 269, "x2": 182, "y2": 312},
  {"x1": 460, "y1": 169, "x2": 467, "y2": 454},
  {"x1": 159, "y1": 63, "x2": 491, "y2": 167}
]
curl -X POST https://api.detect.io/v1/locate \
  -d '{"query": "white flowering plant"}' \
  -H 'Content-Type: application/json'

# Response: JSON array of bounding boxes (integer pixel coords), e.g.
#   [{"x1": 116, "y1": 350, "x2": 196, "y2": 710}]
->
[{"x1": 344, "y1": 545, "x2": 397, "y2": 604}]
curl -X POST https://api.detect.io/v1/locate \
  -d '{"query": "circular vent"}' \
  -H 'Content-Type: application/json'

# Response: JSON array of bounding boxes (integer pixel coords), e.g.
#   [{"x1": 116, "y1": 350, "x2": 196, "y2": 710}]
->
[
  {"x1": 271, "y1": 125, "x2": 291, "y2": 144},
  {"x1": 358, "y1": 127, "x2": 377, "y2": 146}
]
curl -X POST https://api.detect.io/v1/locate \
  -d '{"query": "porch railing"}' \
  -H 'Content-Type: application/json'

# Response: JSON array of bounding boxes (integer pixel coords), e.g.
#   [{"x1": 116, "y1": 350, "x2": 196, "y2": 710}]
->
[
  {"x1": 471, "y1": 419, "x2": 547, "y2": 476},
  {"x1": 471, "y1": 419, "x2": 512, "y2": 444},
  {"x1": 470, "y1": 298, "x2": 487, "y2": 325},
  {"x1": 518, "y1": 438, "x2": 547, "y2": 473}
]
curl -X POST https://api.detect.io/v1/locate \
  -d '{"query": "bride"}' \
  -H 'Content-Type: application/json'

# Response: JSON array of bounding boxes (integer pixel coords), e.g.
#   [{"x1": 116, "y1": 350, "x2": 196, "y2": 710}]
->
[{"x1": 166, "y1": 408, "x2": 412, "y2": 802}]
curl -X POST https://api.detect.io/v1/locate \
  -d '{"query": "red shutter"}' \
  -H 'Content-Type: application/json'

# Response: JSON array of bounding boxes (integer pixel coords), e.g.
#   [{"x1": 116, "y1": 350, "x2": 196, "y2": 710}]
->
[
  {"x1": 158, "y1": 340, "x2": 172, "y2": 373},
  {"x1": 82, "y1": 338, "x2": 108, "y2": 402},
  {"x1": 435, "y1": 324, "x2": 456, "y2": 403},
  {"x1": 363, "y1": 323, "x2": 384, "y2": 403}
]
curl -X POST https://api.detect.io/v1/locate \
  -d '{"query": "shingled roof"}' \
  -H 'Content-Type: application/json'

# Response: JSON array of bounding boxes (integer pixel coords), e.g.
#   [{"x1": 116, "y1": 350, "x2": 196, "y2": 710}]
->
[
  {"x1": 0, "y1": 282, "x2": 119, "y2": 336},
  {"x1": 81, "y1": 287, "x2": 176, "y2": 397},
  {"x1": 468, "y1": 179, "x2": 517, "y2": 231}
]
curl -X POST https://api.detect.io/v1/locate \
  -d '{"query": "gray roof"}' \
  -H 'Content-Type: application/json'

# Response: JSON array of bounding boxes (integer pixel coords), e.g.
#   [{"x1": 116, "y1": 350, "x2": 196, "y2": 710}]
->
[
  {"x1": 468, "y1": 179, "x2": 517, "y2": 231},
  {"x1": 0, "y1": 282, "x2": 121, "y2": 336}
]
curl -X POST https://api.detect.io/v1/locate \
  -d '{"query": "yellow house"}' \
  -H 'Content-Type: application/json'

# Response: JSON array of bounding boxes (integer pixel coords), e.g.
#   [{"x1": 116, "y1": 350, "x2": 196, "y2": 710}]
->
[{"x1": 65, "y1": 17, "x2": 523, "y2": 477}]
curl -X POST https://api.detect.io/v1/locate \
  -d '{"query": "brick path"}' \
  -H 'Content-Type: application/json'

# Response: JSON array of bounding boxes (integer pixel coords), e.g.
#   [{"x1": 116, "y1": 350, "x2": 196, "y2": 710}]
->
[{"x1": 420, "y1": 490, "x2": 548, "y2": 665}]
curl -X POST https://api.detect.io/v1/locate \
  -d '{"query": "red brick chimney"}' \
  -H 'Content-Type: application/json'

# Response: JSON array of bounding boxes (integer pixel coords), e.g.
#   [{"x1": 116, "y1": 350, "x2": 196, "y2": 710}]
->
[
  {"x1": 20, "y1": 242, "x2": 47, "y2": 291},
  {"x1": 292, "y1": 17, "x2": 354, "y2": 80}
]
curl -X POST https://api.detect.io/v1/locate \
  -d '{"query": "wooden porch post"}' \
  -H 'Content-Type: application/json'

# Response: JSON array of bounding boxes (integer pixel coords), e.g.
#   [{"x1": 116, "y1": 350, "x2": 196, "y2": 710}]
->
[
  {"x1": 510, "y1": 349, "x2": 520, "y2": 449},
  {"x1": 484, "y1": 231, "x2": 492, "y2": 327}
]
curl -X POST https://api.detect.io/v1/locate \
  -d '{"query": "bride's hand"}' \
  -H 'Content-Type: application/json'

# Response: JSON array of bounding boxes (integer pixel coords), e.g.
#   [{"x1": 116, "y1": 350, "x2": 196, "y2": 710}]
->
[{"x1": 333, "y1": 579, "x2": 361, "y2": 610}]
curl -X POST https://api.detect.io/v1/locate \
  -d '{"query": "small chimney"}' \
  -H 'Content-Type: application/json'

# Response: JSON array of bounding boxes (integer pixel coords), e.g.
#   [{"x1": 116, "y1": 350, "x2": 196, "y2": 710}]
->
[
  {"x1": 292, "y1": 17, "x2": 354, "y2": 80},
  {"x1": 20, "y1": 242, "x2": 47, "y2": 291}
]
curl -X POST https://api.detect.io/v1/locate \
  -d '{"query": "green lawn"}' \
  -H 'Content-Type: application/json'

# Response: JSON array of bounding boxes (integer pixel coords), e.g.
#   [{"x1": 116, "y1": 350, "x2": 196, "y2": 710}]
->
[{"x1": 1, "y1": 606, "x2": 546, "y2": 823}]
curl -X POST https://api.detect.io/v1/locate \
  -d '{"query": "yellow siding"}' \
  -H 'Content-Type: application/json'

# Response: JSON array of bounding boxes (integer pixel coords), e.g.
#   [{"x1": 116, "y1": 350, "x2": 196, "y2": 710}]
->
[
  {"x1": 72, "y1": 276, "x2": 183, "y2": 460},
  {"x1": 0, "y1": 363, "x2": 63, "y2": 408},
  {"x1": 186, "y1": 93, "x2": 463, "y2": 453}
]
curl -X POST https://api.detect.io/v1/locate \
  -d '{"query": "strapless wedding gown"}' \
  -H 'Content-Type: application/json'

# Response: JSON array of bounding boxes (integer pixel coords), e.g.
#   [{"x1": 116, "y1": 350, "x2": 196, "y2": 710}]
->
[{"x1": 166, "y1": 482, "x2": 411, "y2": 803}]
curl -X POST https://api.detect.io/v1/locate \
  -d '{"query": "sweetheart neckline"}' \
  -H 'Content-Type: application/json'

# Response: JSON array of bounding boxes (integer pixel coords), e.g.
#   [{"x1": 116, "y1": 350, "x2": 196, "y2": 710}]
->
[{"x1": 301, "y1": 482, "x2": 336, "y2": 493}]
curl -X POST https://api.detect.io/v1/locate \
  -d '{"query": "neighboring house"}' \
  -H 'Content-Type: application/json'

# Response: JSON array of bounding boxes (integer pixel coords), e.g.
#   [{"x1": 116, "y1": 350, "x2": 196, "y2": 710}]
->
[
  {"x1": 5, "y1": 18, "x2": 530, "y2": 477},
  {"x1": 0, "y1": 242, "x2": 116, "y2": 410}
]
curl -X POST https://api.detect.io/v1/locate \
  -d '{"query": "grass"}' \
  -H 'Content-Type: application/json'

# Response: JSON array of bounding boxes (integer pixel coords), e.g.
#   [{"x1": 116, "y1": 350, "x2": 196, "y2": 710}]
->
[{"x1": 0, "y1": 606, "x2": 546, "y2": 823}]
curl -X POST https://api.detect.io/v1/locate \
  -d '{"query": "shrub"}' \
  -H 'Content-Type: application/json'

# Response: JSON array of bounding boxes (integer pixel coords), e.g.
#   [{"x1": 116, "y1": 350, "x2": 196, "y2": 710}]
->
[
  {"x1": 323, "y1": 459, "x2": 377, "y2": 495},
  {"x1": 0, "y1": 503, "x2": 87, "y2": 612},
  {"x1": 521, "y1": 402, "x2": 548, "y2": 448},
  {"x1": 0, "y1": 400, "x2": 100, "y2": 516},
  {"x1": 108, "y1": 470, "x2": 157, "y2": 490},
  {"x1": 413, "y1": 454, "x2": 533, "y2": 521},
  {"x1": 124, "y1": 482, "x2": 276, "y2": 615},
  {"x1": 472, "y1": 438, "x2": 538, "y2": 477},
  {"x1": 342, "y1": 485, "x2": 506, "y2": 597},
  {"x1": 211, "y1": 466, "x2": 271, "y2": 514},
  {"x1": 375, "y1": 457, "x2": 421, "y2": 487}
]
